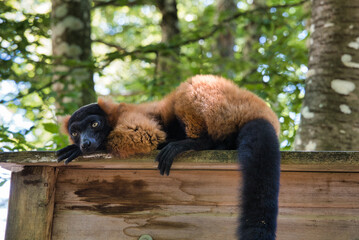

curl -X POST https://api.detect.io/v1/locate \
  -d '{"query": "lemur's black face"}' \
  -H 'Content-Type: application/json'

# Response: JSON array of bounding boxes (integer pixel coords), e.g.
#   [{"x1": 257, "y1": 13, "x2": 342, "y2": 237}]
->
[
  {"x1": 67, "y1": 103, "x2": 112, "y2": 153},
  {"x1": 57, "y1": 103, "x2": 112, "y2": 164},
  {"x1": 68, "y1": 114, "x2": 111, "y2": 153}
]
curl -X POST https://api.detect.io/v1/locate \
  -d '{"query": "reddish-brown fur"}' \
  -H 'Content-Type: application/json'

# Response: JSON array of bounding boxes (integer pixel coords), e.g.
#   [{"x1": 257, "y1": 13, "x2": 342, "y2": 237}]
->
[
  {"x1": 58, "y1": 115, "x2": 71, "y2": 134},
  {"x1": 63, "y1": 75, "x2": 279, "y2": 157}
]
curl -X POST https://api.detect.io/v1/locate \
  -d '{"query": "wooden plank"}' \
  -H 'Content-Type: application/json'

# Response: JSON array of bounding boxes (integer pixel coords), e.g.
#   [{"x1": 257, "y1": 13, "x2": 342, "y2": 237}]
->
[
  {"x1": 51, "y1": 168, "x2": 359, "y2": 240},
  {"x1": 52, "y1": 206, "x2": 238, "y2": 240},
  {"x1": 52, "y1": 207, "x2": 359, "y2": 240},
  {"x1": 54, "y1": 169, "x2": 359, "y2": 208},
  {"x1": 1, "y1": 151, "x2": 359, "y2": 172},
  {"x1": 5, "y1": 166, "x2": 58, "y2": 240},
  {"x1": 54, "y1": 169, "x2": 240, "y2": 207}
]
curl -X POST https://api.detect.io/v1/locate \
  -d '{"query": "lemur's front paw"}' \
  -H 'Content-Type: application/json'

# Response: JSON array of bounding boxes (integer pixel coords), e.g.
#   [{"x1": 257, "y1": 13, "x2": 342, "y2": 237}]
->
[
  {"x1": 156, "y1": 142, "x2": 182, "y2": 176},
  {"x1": 56, "y1": 144, "x2": 82, "y2": 164}
]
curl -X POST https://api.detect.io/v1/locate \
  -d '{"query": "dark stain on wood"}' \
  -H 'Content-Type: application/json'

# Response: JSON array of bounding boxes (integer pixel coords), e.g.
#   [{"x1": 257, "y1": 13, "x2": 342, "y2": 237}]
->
[
  {"x1": 67, "y1": 203, "x2": 156, "y2": 215},
  {"x1": 23, "y1": 179, "x2": 42, "y2": 186},
  {"x1": 74, "y1": 176, "x2": 148, "y2": 202},
  {"x1": 72, "y1": 175, "x2": 161, "y2": 214},
  {"x1": 143, "y1": 220, "x2": 192, "y2": 230},
  {"x1": 340, "y1": 179, "x2": 359, "y2": 184},
  {"x1": 21, "y1": 166, "x2": 37, "y2": 176}
]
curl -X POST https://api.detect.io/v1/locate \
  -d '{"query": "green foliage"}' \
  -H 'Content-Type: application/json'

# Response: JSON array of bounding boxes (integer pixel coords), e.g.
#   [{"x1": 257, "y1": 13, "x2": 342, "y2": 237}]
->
[
  {"x1": 1, "y1": 0, "x2": 309, "y2": 151},
  {"x1": 0, "y1": 1, "x2": 69, "y2": 151}
]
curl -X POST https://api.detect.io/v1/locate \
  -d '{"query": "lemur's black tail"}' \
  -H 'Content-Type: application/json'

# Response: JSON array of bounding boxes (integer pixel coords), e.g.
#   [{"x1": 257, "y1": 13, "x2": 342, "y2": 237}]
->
[{"x1": 237, "y1": 119, "x2": 280, "y2": 240}]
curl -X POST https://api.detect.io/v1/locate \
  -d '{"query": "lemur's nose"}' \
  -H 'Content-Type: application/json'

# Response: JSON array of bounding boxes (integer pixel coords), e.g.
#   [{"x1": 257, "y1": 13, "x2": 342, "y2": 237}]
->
[{"x1": 81, "y1": 139, "x2": 91, "y2": 150}]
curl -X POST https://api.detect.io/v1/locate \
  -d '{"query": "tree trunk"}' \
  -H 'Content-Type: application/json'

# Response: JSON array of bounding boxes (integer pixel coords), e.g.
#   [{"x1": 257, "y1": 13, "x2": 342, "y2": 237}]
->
[
  {"x1": 216, "y1": 0, "x2": 236, "y2": 78},
  {"x1": 241, "y1": 0, "x2": 266, "y2": 79},
  {"x1": 156, "y1": 0, "x2": 180, "y2": 83},
  {"x1": 51, "y1": 0, "x2": 96, "y2": 114},
  {"x1": 294, "y1": 0, "x2": 359, "y2": 150}
]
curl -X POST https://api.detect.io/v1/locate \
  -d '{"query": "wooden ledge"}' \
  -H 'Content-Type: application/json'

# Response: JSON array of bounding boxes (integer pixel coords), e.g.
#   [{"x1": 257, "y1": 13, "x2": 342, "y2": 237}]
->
[
  {"x1": 2, "y1": 151, "x2": 359, "y2": 240},
  {"x1": 1, "y1": 151, "x2": 359, "y2": 172}
]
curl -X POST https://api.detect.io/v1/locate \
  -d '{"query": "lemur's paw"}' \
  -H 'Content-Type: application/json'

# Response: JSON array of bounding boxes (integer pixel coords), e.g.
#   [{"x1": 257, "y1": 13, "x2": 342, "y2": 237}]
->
[
  {"x1": 56, "y1": 144, "x2": 82, "y2": 164},
  {"x1": 156, "y1": 142, "x2": 182, "y2": 176}
]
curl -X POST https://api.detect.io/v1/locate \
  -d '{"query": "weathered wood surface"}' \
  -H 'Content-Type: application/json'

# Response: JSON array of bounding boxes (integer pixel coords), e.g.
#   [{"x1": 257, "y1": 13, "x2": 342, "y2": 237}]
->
[
  {"x1": 5, "y1": 166, "x2": 58, "y2": 240},
  {"x1": 1, "y1": 151, "x2": 359, "y2": 240},
  {"x1": 51, "y1": 168, "x2": 359, "y2": 240},
  {"x1": 1, "y1": 151, "x2": 359, "y2": 171}
]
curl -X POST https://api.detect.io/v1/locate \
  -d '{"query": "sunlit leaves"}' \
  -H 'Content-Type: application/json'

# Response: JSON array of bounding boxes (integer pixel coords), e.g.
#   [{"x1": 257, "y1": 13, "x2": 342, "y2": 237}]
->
[{"x1": 0, "y1": 1, "x2": 59, "y2": 151}]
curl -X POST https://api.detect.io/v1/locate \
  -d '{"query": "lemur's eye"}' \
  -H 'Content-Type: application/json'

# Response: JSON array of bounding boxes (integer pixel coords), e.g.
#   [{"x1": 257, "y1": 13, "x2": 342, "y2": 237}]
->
[
  {"x1": 91, "y1": 121, "x2": 99, "y2": 128},
  {"x1": 71, "y1": 132, "x2": 78, "y2": 137}
]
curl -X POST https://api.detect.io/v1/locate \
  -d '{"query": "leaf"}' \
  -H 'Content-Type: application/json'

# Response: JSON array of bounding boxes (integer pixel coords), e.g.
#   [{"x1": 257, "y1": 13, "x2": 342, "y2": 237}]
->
[
  {"x1": 43, "y1": 123, "x2": 59, "y2": 133},
  {"x1": 0, "y1": 178, "x2": 8, "y2": 187}
]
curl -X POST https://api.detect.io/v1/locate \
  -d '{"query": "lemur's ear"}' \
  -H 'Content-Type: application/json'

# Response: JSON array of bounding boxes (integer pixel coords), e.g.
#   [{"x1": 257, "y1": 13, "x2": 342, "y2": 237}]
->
[
  {"x1": 58, "y1": 115, "x2": 71, "y2": 134},
  {"x1": 98, "y1": 97, "x2": 121, "y2": 127}
]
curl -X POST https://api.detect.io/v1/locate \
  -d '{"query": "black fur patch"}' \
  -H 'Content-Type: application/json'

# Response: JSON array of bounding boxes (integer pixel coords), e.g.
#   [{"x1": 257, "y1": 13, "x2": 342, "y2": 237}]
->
[{"x1": 68, "y1": 103, "x2": 107, "y2": 131}]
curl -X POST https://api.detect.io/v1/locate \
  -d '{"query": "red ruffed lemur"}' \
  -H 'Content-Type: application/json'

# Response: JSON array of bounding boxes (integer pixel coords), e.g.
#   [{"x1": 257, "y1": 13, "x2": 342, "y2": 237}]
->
[{"x1": 57, "y1": 74, "x2": 281, "y2": 240}]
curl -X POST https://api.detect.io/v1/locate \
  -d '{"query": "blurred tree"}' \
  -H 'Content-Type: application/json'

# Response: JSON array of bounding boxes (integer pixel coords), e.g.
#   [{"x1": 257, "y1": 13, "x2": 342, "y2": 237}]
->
[
  {"x1": 215, "y1": 0, "x2": 236, "y2": 78},
  {"x1": 156, "y1": 0, "x2": 181, "y2": 86},
  {"x1": 294, "y1": 0, "x2": 359, "y2": 150},
  {"x1": 51, "y1": 0, "x2": 96, "y2": 114},
  {"x1": 241, "y1": 0, "x2": 266, "y2": 79}
]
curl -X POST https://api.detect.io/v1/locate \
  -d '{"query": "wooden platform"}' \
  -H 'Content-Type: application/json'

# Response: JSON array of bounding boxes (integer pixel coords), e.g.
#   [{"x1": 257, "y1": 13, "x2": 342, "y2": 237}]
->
[{"x1": 1, "y1": 151, "x2": 359, "y2": 240}]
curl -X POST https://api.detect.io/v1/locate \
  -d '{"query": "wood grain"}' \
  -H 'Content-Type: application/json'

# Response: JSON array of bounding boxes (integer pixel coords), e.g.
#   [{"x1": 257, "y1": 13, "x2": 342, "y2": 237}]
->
[
  {"x1": 51, "y1": 168, "x2": 359, "y2": 240},
  {"x1": 1, "y1": 151, "x2": 359, "y2": 172},
  {"x1": 5, "y1": 166, "x2": 58, "y2": 240}
]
